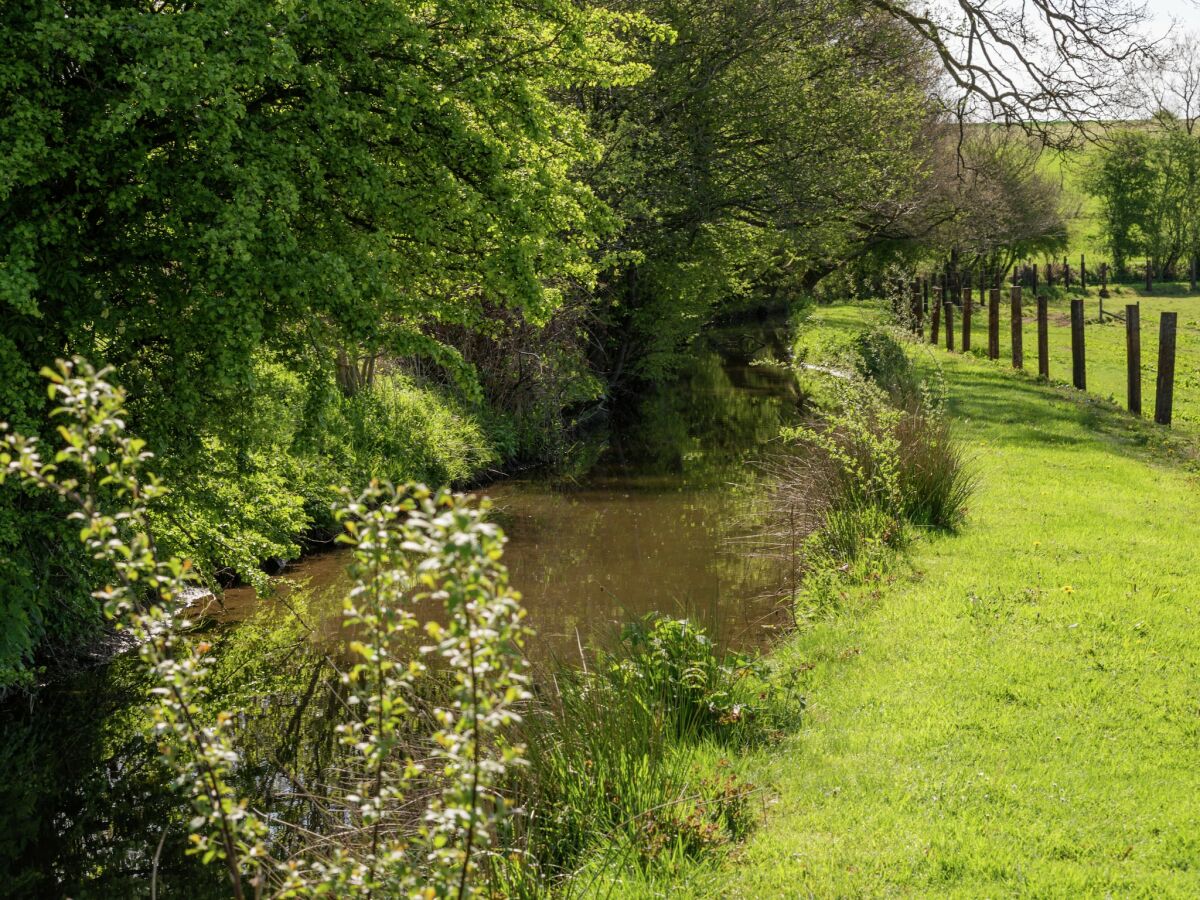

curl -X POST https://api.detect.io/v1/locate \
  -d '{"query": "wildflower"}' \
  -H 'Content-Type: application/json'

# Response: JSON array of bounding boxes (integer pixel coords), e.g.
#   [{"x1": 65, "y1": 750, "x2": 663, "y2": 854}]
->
[{"x1": 1062, "y1": 585, "x2": 1075, "y2": 594}]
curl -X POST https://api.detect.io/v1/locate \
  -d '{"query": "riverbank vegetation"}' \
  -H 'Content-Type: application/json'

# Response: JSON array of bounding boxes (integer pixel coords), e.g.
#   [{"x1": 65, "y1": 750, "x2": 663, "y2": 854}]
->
[
  {"x1": 0, "y1": 300, "x2": 979, "y2": 895},
  {"x1": 4, "y1": 0, "x2": 1187, "y2": 895},
  {"x1": 662, "y1": 301, "x2": 1200, "y2": 896},
  {"x1": 0, "y1": 0, "x2": 1153, "y2": 689},
  {"x1": 1, "y1": 363, "x2": 802, "y2": 894}
]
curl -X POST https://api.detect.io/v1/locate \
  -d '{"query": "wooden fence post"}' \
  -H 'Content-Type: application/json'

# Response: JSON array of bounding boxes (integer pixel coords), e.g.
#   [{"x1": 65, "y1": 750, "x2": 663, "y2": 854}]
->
[
  {"x1": 978, "y1": 266, "x2": 986, "y2": 308},
  {"x1": 923, "y1": 276, "x2": 929, "y2": 313},
  {"x1": 1192, "y1": 255, "x2": 1197, "y2": 292},
  {"x1": 1099, "y1": 262, "x2": 1109, "y2": 298},
  {"x1": 961, "y1": 286, "x2": 972, "y2": 351},
  {"x1": 1010, "y1": 285, "x2": 1023, "y2": 369},
  {"x1": 988, "y1": 288, "x2": 1000, "y2": 360},
  {"x1": 1070, "y1": 298, "x2": 1086, "y2": 389},
  {"x1": 1032, "y1": 263, "x2": 1038, "y2": 295},
  {"x1": 930, "y1": 286, "x2": 941, "y2": 344},
  {"x1": 1155, "y1": 311, "x2": 1177, "y2": 425},
  {"x1": 1126, "y1": 303, "x2": 1141, "y2": 415},
  {"x1": 1064, "y1": 257, "x2": 1071, "y2": 288},
  {"x1": 1080, "y1": 254, "x2": 1087, "y2": 290},
  {"x1": 1145, "y1": 259, "x2": 1153, "y2": 292},
  {"x1": 1037, "y1": 295, "x2": 1049, "y2": 379},
  {"x1": 910, "y1": 280, "x2": 923, "y2": 334},
  {"x1": 945, "y1": 299, "x2": 955, "y2": 351}
]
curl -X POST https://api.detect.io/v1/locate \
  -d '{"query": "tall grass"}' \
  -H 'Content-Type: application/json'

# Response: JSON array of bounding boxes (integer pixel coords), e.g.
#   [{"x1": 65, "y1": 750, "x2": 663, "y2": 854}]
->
[
  {"x1": 895, "y1": 399, "x2": 976, "y2": 530},
  {"x1": 761, "y1": 326, "x2": 975, "y2": 608},
  {"x1": 493, "y1": 616, "x2": 786, "y2": 894}
]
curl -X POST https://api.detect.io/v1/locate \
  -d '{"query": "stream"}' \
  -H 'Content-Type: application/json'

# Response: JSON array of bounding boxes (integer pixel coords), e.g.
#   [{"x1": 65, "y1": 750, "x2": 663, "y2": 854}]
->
[{"x1": 0, "y1": 317, "x2": 804, "y2": 897}]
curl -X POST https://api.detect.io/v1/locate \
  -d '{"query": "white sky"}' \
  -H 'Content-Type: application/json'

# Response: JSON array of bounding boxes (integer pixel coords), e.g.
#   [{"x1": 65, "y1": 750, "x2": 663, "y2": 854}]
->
[{"x1": 1148, "y1": 0, "x2": 1200, "y2": 35}]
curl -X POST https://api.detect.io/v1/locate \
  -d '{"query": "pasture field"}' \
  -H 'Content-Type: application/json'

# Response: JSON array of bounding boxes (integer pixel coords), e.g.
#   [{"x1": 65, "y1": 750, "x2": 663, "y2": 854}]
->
[{"x1": 953, "y1": 282, "x2": 1200, "y2": 435}]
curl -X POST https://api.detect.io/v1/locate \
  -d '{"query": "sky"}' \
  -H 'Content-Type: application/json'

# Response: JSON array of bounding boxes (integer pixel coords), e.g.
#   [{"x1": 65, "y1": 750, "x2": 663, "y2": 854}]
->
[{"x1": 1147, "y1": 0, "x2": 1199, "y2": 35}]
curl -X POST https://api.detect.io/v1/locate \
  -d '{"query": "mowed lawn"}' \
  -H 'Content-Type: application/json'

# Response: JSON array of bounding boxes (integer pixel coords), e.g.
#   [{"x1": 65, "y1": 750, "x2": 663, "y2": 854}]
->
[{"x1": 687, "y1": 305, "x2": 1200, "y2": 897}]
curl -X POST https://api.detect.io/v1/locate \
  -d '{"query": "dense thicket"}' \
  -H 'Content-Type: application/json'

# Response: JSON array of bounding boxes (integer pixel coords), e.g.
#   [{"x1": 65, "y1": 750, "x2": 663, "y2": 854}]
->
[
  {"x1": 0, "y1": 0, "x2": 1096, "y2": 688},
  {"x1": 0, "y1": 0, "x2": 650, "y2": 686},
  {"x1": 586, "y1": 0, "x2": 936, "y2": 379}
]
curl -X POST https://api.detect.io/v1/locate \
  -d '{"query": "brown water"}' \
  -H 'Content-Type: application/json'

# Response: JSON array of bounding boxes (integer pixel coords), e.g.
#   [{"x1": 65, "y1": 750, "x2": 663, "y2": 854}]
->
[
  {"x1": 0, "y1": 317, "x2": 803, "y2": 896},
  {"x1": 216, "y1": 318, "x2": 803, "y2": 658}
]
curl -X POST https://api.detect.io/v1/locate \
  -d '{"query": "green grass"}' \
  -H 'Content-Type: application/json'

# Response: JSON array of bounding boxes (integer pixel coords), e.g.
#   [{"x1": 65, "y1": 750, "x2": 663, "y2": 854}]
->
[
  {"x1": 941, "y1": 283, "x2": 1200, "y2": 435},
  {"x1": 657, "y1": 303, "x2": 1200, "y2": 897}
]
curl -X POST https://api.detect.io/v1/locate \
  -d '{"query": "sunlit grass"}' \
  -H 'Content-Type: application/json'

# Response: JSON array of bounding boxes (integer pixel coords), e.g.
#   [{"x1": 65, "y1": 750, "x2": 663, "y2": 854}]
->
[
  {"x1": 956, "y1": 283, "x2": 1200, "y2": 435},
  {"x1": 659, "y1": 302, "x2": 1200, "y2": 897}
]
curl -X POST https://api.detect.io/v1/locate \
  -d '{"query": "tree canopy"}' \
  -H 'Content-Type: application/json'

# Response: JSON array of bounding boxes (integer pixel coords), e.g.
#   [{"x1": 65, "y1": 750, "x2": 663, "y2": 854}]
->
[{"x1": 0, "y1": 0, "x2": 1152, "y2": 688}]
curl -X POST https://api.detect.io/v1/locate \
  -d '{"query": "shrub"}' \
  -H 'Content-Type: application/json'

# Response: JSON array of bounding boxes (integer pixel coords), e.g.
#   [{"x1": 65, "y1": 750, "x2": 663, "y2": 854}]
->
[
  {"x1": 849, "y1": 328, "x2": 922, "y2": 404},
  {"x1": 617, "y1": 615, "x2": 760, "y2": 737},
  {"x1": 0, "y1": 359, "x2": 531, "y2": 896},
  {"x1": 341, "y1": 373, "x2": 498, "y2": 487},
  {"x1": 500, "y1": 615, "x2": 770, "y2": 887},
  {"x1": 292, "y1": 372, "x2": 500, "y2": 540},
  {"x1": 764, "y1": 351, "x2": 973, "y2": 610}
]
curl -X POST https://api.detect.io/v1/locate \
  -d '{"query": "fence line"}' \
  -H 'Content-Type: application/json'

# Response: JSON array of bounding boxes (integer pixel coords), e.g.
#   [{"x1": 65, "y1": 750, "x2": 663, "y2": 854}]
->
[{"x1": 906, "y1": 274, "x2": 1180, "y2": 427}]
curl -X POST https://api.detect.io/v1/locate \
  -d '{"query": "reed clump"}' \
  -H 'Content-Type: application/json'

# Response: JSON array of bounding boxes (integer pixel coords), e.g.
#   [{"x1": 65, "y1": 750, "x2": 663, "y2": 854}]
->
[
  {"x1": 494, "y1": 614, "x2": 794, "y2": 893},
  {"x1": 761, "y1": 326, "x2": 975, "y2": 611}
]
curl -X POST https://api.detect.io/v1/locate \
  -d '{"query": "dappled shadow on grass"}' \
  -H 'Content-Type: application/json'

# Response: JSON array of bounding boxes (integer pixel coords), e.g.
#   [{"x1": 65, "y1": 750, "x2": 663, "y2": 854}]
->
[{"x1": 918, "y1": 349, "x2": 1195, "y2": 468}]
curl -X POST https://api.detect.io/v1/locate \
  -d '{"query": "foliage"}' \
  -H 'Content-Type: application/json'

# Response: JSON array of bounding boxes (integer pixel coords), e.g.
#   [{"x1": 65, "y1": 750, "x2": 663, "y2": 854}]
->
[
  {"x1": 0, "y1": 0, "x2": 653, "y2": 687},
  {"x1": 782, "y1": 378, "x2": 905, "y2": 524},
  {"x1": 0, "y1": 360, "x2": 533, "y2": 896},
  {"x1": 849, "y1": 328, "x2": 924, "y2": 406},
  {"x1": 767, "y1": 319, "x2": 973, "y2": 616},
  {"x1": 1087, "y1": 123, "x2": 1200, "y2": 277},
  {"x1": 501, "y1": 614, "x2": 776, "y2": 889},
  {"x1": 588, "y1": 0, "x2": 936, "y2": 381},
  {"x1": 1087, "y1": 130, "x2": 1162, "y2": 275},
  {"x1": 616, "y1": 615, "x2": 763, "y2": 738},
  {"x1": 927, "y1": 130, "x2": 1071, "y2": 276},
  {"x1": 312, "y1": 372, "x2": 499, "y2": 502}
]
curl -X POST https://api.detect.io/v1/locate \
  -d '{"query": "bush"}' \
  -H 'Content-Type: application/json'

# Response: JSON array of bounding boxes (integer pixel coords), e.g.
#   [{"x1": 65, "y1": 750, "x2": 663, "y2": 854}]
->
[
  {"x1": 501, "y1": 615, "x2": 772, "y2": 887},
  {"x1": 292, "y1": 372, "x2": 499, "y2": 536},
  {"x1": 849, "y1": 327, "x2": 922, "y2": 404},
  {"x1": 1, "y1": 361, "x2": 532, "y2": 895},
  {"x1": 765, "y1": 347, "x2": 973, "y2": 611}
]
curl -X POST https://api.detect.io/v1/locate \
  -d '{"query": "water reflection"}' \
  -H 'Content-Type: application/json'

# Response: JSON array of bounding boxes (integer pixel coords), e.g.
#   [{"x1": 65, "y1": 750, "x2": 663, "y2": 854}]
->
[
  {"x1": 0, "y1": 317, "x2": 803, "y2": 895},
  {"x1": 221, "y1": 319, "x2": 803, "y2": 657}
]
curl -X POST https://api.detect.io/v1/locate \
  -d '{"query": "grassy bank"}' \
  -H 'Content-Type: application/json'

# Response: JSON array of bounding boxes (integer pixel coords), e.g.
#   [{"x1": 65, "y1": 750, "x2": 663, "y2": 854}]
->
[{"x1": 673, "y1": 303, "x2": 1200, "y2": 896}]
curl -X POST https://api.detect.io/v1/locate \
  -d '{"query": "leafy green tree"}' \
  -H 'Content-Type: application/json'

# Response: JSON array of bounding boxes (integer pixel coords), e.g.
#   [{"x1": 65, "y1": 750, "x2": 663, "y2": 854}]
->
[
  {"x1": 0, "y1": 0, "x2": 649, "y2": 686},
  {"x1": 586, "y1": 0, "x2": 933, "y2": 380},
  {"x1": 1087, "y1": 130, "x2": 1159, "y2": 276}
]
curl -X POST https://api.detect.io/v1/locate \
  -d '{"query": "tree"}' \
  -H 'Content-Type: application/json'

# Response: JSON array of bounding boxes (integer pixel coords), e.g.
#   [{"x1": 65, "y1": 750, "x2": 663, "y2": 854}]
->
[
  {"x1": 1088, "y1": 122, "x2": 1200, "y2": 279},
  {"x1": 1088, "y1": 130, "x2": 1158, "y2": 276},
  {"x1": 1136, "y1": 31, "x2": 1200, "y2": 135},
  {"x1": 923, "y1": 129, "x2": 1069, "y2": 276},
  {"x1": 587, "y1": 0, "x2": 937, "y2": 380},
  {"x1": 0, "y1": 0, "x2": 650, "y2": 687},
  {"x1": 863, "y1": 0, "x2": 1154, "y2": 146}
]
